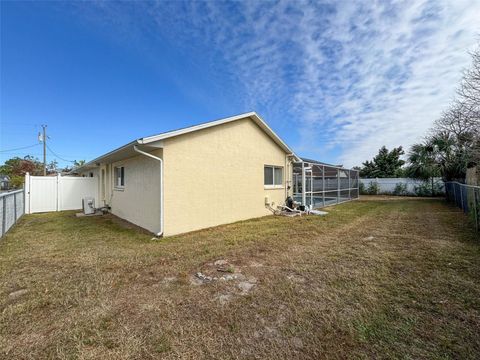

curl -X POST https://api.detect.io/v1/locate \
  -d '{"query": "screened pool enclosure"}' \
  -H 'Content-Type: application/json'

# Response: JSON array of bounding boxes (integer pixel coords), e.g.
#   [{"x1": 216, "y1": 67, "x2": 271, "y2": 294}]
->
[{"x1": 292, "y1": 158, "x2": 359, "y2": 208}]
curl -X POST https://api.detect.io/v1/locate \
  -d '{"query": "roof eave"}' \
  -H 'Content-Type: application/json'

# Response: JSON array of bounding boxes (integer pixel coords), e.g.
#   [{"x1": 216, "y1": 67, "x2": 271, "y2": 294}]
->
[
  {"x1": 140, "y1": 111, "x2": 296, "y2": 156},
  {"x1": 72, "y1": 112, "x2": 299, "y2": 173},
  {"x1": 70, "y1": 139, "x2": 141, "y2": 173}
]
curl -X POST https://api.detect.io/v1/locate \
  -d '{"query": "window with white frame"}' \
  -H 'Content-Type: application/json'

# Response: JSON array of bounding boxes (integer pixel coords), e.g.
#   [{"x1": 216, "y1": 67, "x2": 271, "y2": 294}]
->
[
  {"x1": 114, "y1": 166, "x2": 125, "y2": 189},
  {"x1": 264, "y1": 165, "x2": 283, "y2": 187}
]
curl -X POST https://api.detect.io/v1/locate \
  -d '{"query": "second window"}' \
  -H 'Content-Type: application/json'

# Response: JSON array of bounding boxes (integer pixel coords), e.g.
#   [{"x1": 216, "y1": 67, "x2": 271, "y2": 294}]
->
[{"x1": 264, "y1": 165, "x2": 283, "y2": 187}]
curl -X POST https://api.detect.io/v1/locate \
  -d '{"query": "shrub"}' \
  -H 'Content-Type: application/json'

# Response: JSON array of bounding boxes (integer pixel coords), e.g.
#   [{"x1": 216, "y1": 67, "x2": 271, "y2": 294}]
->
[
  {"x1": 359, "y1": 182, "x2": 367, "y2": 195},
  {"x1": 432, "y1": 180, "x2": 446, "y2": 196},
  {"x1": 414, "y1": 182, "x2": 432, "y2": 196},
  {"x1": 366, "y1": 181, "x2": 380, "y2": 195},
  {"x1": 393, "y1": 182, "x2": 408, "y2": 196},
  {"x1": 9, "y1": 175, "x2": 24, "y2": 189},
  {"x1": 414, "y1": 180, "x2": 445, "y2": 197}
]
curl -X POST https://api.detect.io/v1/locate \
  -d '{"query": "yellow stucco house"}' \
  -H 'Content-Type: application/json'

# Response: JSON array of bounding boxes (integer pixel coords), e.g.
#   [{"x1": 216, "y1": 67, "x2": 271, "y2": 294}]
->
[
  {"x1": 76, "y1": 112, "x2": 299, "y2": 236},
  {"x1": 76, "y1": 112, "x2": 360, "y2": 236}
]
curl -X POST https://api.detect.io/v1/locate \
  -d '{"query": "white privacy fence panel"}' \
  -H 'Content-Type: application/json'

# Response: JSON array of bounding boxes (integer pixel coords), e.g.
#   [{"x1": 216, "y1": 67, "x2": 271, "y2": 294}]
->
[
  {"x1": 1, "y1": 190, "x2": 25, "y2": 238},
  {"x1": 25, "y1": 173, "x2": 98, "y2": 214},
  {"x1": 28, "y1": 176, "x2": 57, "y2": 212},
  {"x1": 360, "y1": 177, "x2": 444, "y2": 195},
  {"x1": 58, "y1": 176, "x2": 98, "y2": 210}
]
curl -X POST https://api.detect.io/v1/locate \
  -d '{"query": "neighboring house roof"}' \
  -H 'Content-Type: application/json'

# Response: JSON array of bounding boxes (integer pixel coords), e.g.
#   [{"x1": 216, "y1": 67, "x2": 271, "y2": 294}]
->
[
  {"x1": 73, "y1": 112, "x2": 300, "y2": 172},
  {"x1": 0, "y1": 175, "x2": 10, "y2": 182}
]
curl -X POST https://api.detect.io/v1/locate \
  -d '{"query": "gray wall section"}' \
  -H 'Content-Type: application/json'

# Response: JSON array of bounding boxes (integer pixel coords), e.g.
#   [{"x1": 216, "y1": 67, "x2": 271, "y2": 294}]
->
[
  {"x1": 1, "y1": 190, "x2": 25, "y2": 238},
  {"x1": 110, "y1": 154, "x2": 161, "y2": 234}
]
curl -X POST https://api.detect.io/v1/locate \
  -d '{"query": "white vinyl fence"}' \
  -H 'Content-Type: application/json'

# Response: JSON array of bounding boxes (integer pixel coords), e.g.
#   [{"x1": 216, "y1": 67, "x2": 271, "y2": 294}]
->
[
  {"x1": 0, "y1": 190, "x2": 24, "y2": 238},
  {"x1": 360, "y1": 177, "x2": 444, "y2": 195},
  {"x1": 25, "y1": 173, "x2": 98, "y2": 214}
]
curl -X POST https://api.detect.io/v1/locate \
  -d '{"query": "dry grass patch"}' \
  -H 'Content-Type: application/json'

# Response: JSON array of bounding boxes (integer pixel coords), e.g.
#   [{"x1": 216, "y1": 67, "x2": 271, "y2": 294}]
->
[{"x1": 1, "y1": 199, "x2": 479, "y2": 359}]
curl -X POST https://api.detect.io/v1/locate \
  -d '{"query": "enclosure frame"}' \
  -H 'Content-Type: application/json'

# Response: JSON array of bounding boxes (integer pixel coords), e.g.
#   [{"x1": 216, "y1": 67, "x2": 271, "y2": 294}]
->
[{"x1": 292, "y1": 159, "x2": 359, "y2": 209}]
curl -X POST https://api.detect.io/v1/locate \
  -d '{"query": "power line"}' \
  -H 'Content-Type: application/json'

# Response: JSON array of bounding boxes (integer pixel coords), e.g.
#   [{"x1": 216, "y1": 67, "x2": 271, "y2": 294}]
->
[
  {"x1": 46, "y1": 143, "x2": 76, "y2": 163},
  {"x1": 0, "y1": 143, "x2": 41, "y2": 153}
]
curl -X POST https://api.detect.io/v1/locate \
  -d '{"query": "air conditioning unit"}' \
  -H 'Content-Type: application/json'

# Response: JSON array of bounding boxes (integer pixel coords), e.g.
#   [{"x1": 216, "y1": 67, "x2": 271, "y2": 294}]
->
[{"x1": 82, "y1": 197, "x2": 95, "y2": 215}]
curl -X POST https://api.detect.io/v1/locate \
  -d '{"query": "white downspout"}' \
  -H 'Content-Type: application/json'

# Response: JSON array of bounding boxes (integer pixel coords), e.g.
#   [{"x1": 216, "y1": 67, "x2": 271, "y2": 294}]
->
[
  {"x1": 301, "y1": 161, "x2": 306, "y2": 206},
  {"x1": 133, "y1": 145, "x2": 164, "y2": 237},
  {"x1": 285, "y1": 154, "x2": 296, "y2": 199}
]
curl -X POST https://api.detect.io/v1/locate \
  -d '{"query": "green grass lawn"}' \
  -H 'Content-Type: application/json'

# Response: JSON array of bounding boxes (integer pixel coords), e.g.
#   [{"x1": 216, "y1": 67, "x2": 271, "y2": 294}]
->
[{"x1": 1, "y1": 198, "x2": 479, "y2": 359}]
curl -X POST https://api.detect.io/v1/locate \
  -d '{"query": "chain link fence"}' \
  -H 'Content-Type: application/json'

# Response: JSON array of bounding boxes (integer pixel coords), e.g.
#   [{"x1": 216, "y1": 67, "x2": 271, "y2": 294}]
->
[
  {"x1": 0, "y1": 189, "x2": 25, "y2": 238},
  {"x1": 445, "y1": 182, "x2": 480, "y2": 232}
]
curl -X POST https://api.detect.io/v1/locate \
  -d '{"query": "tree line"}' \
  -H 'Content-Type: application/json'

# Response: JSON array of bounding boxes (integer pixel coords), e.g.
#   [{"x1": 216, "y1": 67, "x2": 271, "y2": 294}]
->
[{"x1": 0, "y1": 157, "x2": 85, "y2": 189}]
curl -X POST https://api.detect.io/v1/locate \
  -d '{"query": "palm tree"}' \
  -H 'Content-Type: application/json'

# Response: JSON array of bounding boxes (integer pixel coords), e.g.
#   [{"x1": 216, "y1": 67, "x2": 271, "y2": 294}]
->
[
  {"x1": 429, "y1": 132, "x2": 468, "y2": 182},
  {"x1": 407, "y1": 142, "x2": 441, "y2": 195}
]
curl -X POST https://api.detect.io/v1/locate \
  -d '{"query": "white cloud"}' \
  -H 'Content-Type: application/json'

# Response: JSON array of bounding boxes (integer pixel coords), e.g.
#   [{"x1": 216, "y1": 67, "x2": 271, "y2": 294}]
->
[{"x1": 82, "y1": 0, "x2": 480, "y2": 166}]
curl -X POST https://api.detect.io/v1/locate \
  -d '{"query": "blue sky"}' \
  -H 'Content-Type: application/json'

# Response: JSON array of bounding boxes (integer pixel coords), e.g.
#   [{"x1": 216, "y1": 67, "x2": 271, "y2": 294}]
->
[{"x1": 1, "y1": 1, "x2": 479, "y2": 168}]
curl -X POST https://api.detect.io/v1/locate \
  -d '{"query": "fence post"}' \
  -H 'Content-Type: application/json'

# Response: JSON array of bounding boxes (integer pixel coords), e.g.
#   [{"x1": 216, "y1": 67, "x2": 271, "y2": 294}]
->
[
  {"x1": 460, "y1": 184, "x2": 464, "y2": 212},
  {"x1": 2, "y1": 196, "x2": 6, "y2": 237},
  {"x1": 310, "y1": 168, "x2": 313, "y2": 208},
  {"x1": 454, "y1": 183, "x2": 458, "y2": 207},
  {"x1": 24, "y1": 172, "x2": 30, "y2": 214},
  {"x1": 337, "y1": 169, "x2": 340, "y2": 204},
  {"x1": 56, "y1": 173, "x2": 61, "y2": 211},
  {"x1": 322, "y1": 165, "x2": 325, "y2": 207},
  {"x1": 348, "y1": 170, "x2": 351, "y2": 200},
  {"x1": 13, "y1": 192, "x2": 17, "y2": 223},
  {"x1": 475, "y1": 189, "x2": 479, "y2": 232}
]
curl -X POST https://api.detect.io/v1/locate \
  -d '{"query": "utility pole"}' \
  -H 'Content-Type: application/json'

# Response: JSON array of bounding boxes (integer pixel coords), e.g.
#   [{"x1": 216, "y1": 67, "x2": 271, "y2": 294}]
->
[{"x1": 41, "y1": 125, "x2": 47, "y2": 176}]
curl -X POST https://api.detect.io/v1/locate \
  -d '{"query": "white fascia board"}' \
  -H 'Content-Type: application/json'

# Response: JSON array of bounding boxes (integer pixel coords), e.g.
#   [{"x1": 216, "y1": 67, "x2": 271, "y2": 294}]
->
[
  {"x1": 71, "y1": 140, "x2": 141, "y2": 173},
  {"x1": 139, "y1": 112, "x2": 257, "y2": 144},
  {"x1": 139, "y1": 140, "x2": 164, "y2": 148},
  {"x1": 74, "y1": 112, "x2": 300, "y2": 173}
]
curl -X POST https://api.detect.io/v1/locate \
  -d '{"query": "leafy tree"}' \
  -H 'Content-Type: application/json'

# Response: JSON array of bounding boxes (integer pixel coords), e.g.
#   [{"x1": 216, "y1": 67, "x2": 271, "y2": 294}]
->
[
  {"x1": 47, "y1": 160, "x2": 59, "y2": 174},
  {"x1": 61, "y1": 160, "x2": 85, "y2": 173},
  {"x1": 432, "y1": 100, "x2": 479, "y2": 179},
  {"x1": 0, "y1": 156, "x2": 42, "y2": 177},
  {"x1": 0, "y1": 155, "x2": 59, "y2": 188},
  {"x1": 9, "y1": 175, "x2": 25, "y2": 189},
  {"x1": 430, "y1": 132, "x2": 472, "y2": 181},
  {"x1": 0, "y1": 156, "x2": 41, "y2": 189},
  {"x1": 417, "y1": 45, "x2": 480, "y2": 181},
  {"x1": 359, "y1": 146, "x2": 405, "y2": 178}
]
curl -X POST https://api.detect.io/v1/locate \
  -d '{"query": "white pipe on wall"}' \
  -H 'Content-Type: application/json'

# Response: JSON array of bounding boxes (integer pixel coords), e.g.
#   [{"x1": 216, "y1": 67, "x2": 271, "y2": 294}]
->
[
  {"x1": 285, "y1": 154, "x2": 295, "y2": 200},
  {"x1": 133, "y1": 146, "x2": 164, "y2": 237},
  {"x1": 285, "y1": 154, "x2": 289, "y2": 200},
  {"x1": 301, "y1": 162, "x2": 306, "y2": 206}
]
